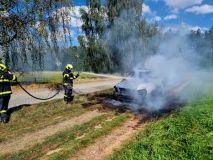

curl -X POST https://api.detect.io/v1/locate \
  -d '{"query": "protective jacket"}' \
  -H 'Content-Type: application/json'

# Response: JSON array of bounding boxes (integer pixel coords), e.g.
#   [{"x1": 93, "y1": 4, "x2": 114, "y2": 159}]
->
[
  {"x1": 0, "y1": 71, "x2": 17, "y2": 97},
  {"x1": 63, "y1": 69, "x2": 79, "y2": 85}
]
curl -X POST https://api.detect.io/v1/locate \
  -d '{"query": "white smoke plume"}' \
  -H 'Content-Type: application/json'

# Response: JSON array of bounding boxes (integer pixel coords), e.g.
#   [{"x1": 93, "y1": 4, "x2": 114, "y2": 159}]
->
[{"x1": 105, "y1": 9, "x2": 213, "y2": 112}]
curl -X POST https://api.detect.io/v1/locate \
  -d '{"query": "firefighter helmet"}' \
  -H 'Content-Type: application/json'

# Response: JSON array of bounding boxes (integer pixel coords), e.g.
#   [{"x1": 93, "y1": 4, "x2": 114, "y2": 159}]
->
[
  {"x1": 66, "y1": 64, "x2": 73, "y2": 70},
  {"x1": 0, "y1": 64, "x2": 7, "y2": 71}
]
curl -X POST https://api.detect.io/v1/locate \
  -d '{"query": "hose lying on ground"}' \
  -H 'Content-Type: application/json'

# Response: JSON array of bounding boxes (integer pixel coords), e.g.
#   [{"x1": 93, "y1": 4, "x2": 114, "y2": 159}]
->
[{"x1": 17, "y1": 82, "x2": 60, "y2": 100}]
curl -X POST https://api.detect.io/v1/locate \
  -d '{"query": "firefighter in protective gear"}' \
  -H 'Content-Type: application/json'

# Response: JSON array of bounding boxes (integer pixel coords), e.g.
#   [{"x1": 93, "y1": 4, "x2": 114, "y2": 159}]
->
[
  {"x1": 63, "y1": 64, "x2": 79, "y2": 103},
  {"x1": 0, "y1": 64, "x2": 17, "y2": 123}
]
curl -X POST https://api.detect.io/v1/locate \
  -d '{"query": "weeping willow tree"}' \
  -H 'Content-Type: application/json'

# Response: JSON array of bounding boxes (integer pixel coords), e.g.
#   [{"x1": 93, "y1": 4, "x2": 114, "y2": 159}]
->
[
  {"x1": 79, "y1": 0, "x2": 111, "y2": 73},
  {"x1": 104, "y1": 0, "x2": 160, "y2": 73},
  {"x1": 105, "y1": 0, "x2": 143, "y2": 72},
  {"x1": 0, "y1": 0, "x2": 73, "y2": 70}
]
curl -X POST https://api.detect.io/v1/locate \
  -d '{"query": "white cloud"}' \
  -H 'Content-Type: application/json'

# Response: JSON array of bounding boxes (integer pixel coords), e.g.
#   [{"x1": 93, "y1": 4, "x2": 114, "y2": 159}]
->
[
  {"x1": 52, "y1": 6, "x2": 88, "y2": 28},
  {"x1": 164, "y1": 14, "x2": 178, "y2": 20},
  {"x1": 185, "y1": 4, "x2": 213, "y2": 14},
  {"x1": 190, "y1": 26, "x2": 208, "y2": 32},
  {"x1": 44, "y1": 6, "x2": 88, "y2": 43},
  {"x1": 142, "y1": 3, "x2": 151, "y2": 14},
  {"x1": 164, "y1": 0, "x2": 203, "y2": 10},
  {"x1": 162, "y1": 23, "x2": 208, "y2": 34},
  {"x1": 154, "y1": 16, "x2": 161, "y2": 21},
  {"x1": 70, "y1": 6, "x2": 88, "y2": 18}
]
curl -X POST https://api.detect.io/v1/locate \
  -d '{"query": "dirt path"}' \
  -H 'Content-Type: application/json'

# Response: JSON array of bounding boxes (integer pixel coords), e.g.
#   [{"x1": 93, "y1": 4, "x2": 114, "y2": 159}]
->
[
  {"x1": 70, "y1": 118, "x2": 145, "y2": 160},
  {"x1": 0, "y1": 110, "x2": 103, "y2": 155},
  {"x1": 9, "y1": 79, "x2": 121, "y2": 108}
]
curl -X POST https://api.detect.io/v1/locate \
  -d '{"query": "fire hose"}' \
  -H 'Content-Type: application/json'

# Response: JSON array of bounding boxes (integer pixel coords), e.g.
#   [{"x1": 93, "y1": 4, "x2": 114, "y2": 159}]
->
[
  {"x1": 16, "y1": 70, "x2": 81, "y2": 100},
  {"x1": 17, "y1": 81, "x2": 61, "y2": 100}
]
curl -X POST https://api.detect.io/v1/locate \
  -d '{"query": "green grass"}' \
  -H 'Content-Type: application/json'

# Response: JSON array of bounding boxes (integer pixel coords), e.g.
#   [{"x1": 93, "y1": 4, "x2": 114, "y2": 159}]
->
[
  {"x1": 0, "y1": 89, "x2": 128, "y2": 160},
  {"x1": 1, "y1": 112, "x2": 131, "y2": 160},
  {"x1": 0, "y1": 97, "x2": 86, "y2": 143},
  {"x1": 15, "y1": 71, "x2": 106, "y2": 84},
  {"x1": 0, "y1": 89, "x2": 113, "y2": 143},
  {"x1": 48, "y1": 113, "x2": 131, "y2": 160},
  {"x1": 109, "y1": 95, "x2": 213, "y2": 160}
]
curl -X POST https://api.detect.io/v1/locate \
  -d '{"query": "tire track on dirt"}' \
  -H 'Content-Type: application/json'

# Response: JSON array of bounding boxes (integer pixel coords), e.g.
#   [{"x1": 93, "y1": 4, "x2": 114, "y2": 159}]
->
[
  {"x1": 70, "y1": 118, "x2": 145, "y2": 160},
  {"x1": 0, "y1": 110, "x2": 103, "y2": 155}
]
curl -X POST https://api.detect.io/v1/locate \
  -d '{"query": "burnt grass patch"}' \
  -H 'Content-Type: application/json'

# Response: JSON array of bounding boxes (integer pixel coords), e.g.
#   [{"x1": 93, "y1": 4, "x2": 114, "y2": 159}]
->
[{"x1": 83, "y1": 89, "x2": 187, "y2": 121}]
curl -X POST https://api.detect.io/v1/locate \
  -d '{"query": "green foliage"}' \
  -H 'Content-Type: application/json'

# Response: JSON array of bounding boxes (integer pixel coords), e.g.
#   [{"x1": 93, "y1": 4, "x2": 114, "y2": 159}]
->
[
  {"x1": 61, "y1": 46, "x2": 84, "y2": 71},
  {"x1": 79, "y1": 0, "x2": 111, "y2": 73},
  {"x1": 84, "y1": 39, "x2": 111, "y2": 73},
  {"x1": 109, "y1": 96, "x2": 213, "y2": 160},
  {"x1": 188, "y1": 27, "x2": 213, "y2": 67},
  {"x1": 0, "y1": 0, "x2": 73, "y2": 69},
  {"x1": 79, "y1": 0, "x2": 159, "y2": 73},
  {"x1": 78, "y1": 0, "x2": 213, "y2": 73},
  {"x1": 106, "y1": 0, "x2": 143, "y2": 26},
  {"x1": 3, "y1": 1, "x2": 213, "y2": 73}
]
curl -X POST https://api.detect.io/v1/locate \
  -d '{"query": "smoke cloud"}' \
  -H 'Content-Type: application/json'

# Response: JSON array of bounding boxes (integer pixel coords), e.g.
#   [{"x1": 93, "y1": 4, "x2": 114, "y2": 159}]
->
[{"x1": 105, "y1": 9, "x2": 213, "y2": 112}]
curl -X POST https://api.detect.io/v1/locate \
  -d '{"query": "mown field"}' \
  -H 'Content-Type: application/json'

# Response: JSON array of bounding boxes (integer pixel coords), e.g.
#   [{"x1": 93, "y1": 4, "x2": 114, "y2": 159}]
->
[
  {"x1": 15, "y1": 71, "x2": 106, "y2": 84},
  {"x1": 0, "y1": 89, "x2": 133, "y2": 160},
  {"x1": 0, "y1": 88, "x2": 212, "y2": 159},
  {"x1": 109, "y1": 93, "x2": 213, "y2": 160}
]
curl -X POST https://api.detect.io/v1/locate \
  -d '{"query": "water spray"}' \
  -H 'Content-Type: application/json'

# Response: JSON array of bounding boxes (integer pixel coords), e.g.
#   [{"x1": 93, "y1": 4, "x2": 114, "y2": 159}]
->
[{"x1": 74, "y1": 53, "x2": 82, "y2": 75}]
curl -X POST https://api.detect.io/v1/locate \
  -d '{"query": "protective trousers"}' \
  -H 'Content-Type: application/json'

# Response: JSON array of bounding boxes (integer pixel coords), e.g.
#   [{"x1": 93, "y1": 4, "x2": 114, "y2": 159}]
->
[
  {"x1": 0, "y1": 95, "x2": 10, "y2": 123},
  {"x1": 64, "y1": 84, "x2": 73, "y2": 103}
]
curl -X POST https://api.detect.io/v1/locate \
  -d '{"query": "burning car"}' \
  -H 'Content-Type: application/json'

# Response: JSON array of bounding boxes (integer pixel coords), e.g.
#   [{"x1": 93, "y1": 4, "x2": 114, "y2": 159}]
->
[{"x1": 113, "y1": 69, "x2": 163, "y2": 104}]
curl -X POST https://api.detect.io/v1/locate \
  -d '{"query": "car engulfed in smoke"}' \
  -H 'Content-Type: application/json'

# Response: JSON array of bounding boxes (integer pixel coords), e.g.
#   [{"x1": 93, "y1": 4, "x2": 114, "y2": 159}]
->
[
  {"x1": 111, "y1": 66, "x2": 192, "y2": 113},
  {"x1": 113, "y1": 69, "x2": 164, "y2": 105}
]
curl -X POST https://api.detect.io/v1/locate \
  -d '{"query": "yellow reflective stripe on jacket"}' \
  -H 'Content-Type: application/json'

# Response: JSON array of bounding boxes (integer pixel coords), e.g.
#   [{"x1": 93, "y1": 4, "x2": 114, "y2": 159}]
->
[
  {"x1": 64, "y1": 74, "x2": 69, "y2": 78},
  {"x1": 0, "y1": 110, "x2": 7, "y2": 113},
  {"x1": 0, "y1": 91, "x2": 12, "y2": 95},
  {"x1": 0, "y1": 79, "x2": 10, "y2": 82},
  {"x1": 12, "y1": 75, "x2": 16, "y2": 81}
]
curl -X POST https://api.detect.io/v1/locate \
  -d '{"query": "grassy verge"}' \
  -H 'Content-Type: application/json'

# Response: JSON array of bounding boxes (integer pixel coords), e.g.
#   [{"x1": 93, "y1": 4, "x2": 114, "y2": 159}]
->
[
  {"x1": 0, "y1": 89, "x2": 113, "y2": 143},
  {"x1": 109, "y1": 95, "x2": 213, "y2": 160},
  {"x1": 15, "y1": 71, "x2": 106, "y2": 84},
  {"x1": 48, "y1": 113, "x2": 131, "y2": 160},
  {"x1": 1, "y1": 113, "x2": 131, "y2": 160}
]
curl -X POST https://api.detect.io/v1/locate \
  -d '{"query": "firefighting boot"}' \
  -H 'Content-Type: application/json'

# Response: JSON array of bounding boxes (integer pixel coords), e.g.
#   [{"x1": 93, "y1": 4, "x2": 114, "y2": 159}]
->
[
  {"x1": 64, "y1": 96, "x2": 68, "y2": 104},
  {"x1": 1, "y1": 112, "x2": 9, "y2": 123},
  {"x1": 67, "y1": 96, "x2": 74, "y2": 104}
]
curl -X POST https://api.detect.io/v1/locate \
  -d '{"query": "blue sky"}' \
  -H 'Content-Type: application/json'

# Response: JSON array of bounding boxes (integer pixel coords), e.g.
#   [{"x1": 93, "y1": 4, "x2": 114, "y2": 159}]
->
[
  {"x1": 70, "y1": 0, "x2": 213, "y2": 45},
  {"x1": 72, "y1": 0, "x2": 213, "y2": 29},
  {"x1": 143, "y1": 0, "x2": 213, "y2": 29}
]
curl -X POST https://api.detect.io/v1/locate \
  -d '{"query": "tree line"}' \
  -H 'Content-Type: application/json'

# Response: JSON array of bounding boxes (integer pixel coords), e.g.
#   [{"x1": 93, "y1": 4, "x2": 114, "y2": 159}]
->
[
  {"x1": 77, "y1": 0, "x2": 159, "y2": 73},
  {"x1": 0, "y1": 0, "x2": 212, "y2": 72},
  {"x1": 77, "y1": 0, "x2": 213, "y2": 73},
  {"x1": 0, "y1": 0, "x2": 73, "y2": 70},
  {"x1": 188, "y1": 27, "x2": 213, "y2": 68}
]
